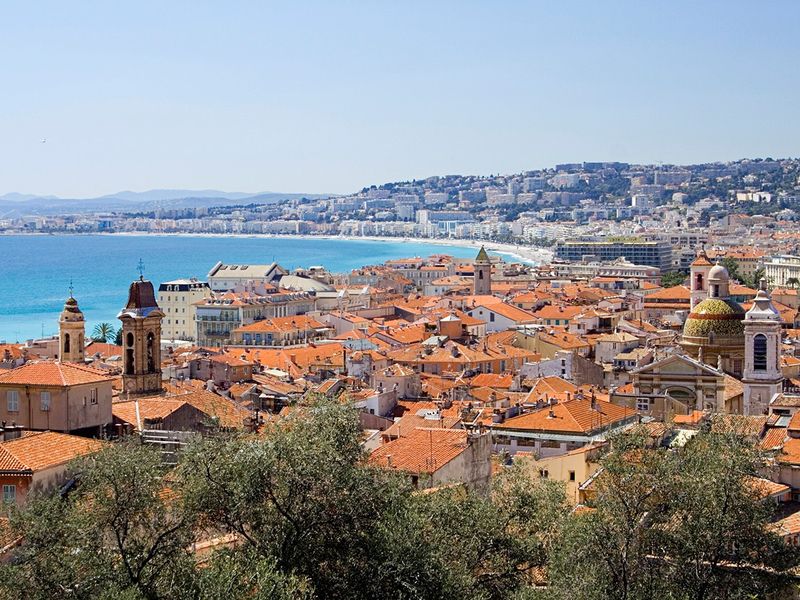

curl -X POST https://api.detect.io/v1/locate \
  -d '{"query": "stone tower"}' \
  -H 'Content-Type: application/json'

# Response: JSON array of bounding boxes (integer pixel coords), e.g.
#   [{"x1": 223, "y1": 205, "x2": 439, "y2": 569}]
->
[
  {"x1": 689, "y1": 248, "x2": 713, "y2": 309},
  {"x1": 118, "y1": 276, "x2": 165, "y2": 396},
  {"x1": 742, "y1": 279, "x2": 783, "y2": 415},
  {"x1": 473, "y1": 246, "x2": 492, "y2": 296},
  {"x1": 59, "y1": 294, "x2": 85, "y2": 363}
]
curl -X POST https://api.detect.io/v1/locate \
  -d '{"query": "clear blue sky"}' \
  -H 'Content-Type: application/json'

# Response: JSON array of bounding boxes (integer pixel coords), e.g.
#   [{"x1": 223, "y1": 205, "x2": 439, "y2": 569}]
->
[{"x1": 1, "y1": 1, "x2": 797, "y2": 198}]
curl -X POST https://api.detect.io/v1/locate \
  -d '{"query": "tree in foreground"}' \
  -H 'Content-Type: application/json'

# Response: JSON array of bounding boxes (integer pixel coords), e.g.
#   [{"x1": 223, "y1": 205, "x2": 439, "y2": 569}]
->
[
  {"x1": 547, "y1": 430, "x2": 800, "y2": 600},
  {"x1": 177, "y1": 400, "x2": 569, "y2": 599},
  {"x1": 2, "y1": 402, "x2": 797, "y2": 599},
  {"x1": 0, "y1": 400, "x2": 569, "y2": 600},
  {"x1": 0, "y1": 441, "x2": 198, "y2": 599}
]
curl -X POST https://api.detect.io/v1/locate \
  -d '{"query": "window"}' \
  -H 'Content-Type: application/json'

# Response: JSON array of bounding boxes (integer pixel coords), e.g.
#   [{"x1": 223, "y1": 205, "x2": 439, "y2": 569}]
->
[
  {"x1": 490, "y1": 313, "x2": 495, "y2": 322},
  {"x1": 569, "y1": 470, "x2": 576, "y2": 482},
  {"x1": 754, "y1": 334, "x2": 768, "y2": 371},
  {"x1": 90, "y1": 389, "x2": 98, "y2": 405},
  {"x1": 63, "y1": 333, "x2": 70, "y2": 354},
  {"x1": 40, "y1": 391, "x2": 51, "y2": 411},
  {"x1": 125, "y1": 332, "x2": 135, "y2": 375},
  {"x1": 6, "y1": 391, "x2": 18, "y2": 413},
  {"x1": 636, "y1": 397, "x2": 650, "y2": 412},
  {"x1": 146, "y1": 332, "x2": 155, "y2": 372},
  {"x1": 2, "y1": 485, "x2": 15, "y2": 504}
]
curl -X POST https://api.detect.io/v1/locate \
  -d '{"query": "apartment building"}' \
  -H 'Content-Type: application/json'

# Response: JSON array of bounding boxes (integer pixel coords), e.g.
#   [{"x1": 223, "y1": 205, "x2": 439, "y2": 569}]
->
[
  {"x1": 195, "y1": 291, "x2": 316, "y2": 347},
  {"x1": 158, "y1": 278, "x2": 211, "y2": 341},
  {"x1": 555, "y1": 240, "x2": 672, "y2": 272}
]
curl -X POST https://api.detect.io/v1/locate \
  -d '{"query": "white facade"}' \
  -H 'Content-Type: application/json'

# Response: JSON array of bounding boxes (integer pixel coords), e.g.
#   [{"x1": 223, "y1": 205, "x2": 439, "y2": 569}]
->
[
  {"x1": 158, "y1": 279, "x2": 211, "y2": 342},
  {"x1": 742, "y1": 286, "x2": 783, "y2": 416},
  {"x1": 764, "y1": 255, "x2": 800, "y2": 288},
  {"x1": 206, "y1": 262, "x2": 287, "y2": 292}
]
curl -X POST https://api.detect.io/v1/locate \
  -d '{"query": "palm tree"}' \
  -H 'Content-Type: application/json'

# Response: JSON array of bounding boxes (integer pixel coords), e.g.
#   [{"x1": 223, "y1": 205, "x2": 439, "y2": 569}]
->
[
  {"x1": 787, "y1": 277, "x2": 800, "y2": 289},
  {"x1": 91, "y1": 323, "x2": 116, "y2": 343}
]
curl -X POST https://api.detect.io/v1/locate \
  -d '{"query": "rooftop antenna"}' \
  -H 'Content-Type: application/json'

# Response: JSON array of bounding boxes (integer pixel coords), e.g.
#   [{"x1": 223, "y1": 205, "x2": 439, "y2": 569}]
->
[{"x1": 137, "y1": 258, "x2": 145, "y2": 280}]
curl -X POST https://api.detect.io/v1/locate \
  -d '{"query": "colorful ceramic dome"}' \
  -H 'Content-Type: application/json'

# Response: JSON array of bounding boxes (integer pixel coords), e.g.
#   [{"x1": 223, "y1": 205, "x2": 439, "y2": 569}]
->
[{"x1": 682, "y1": 297, "x2": 745, "y2": 338}]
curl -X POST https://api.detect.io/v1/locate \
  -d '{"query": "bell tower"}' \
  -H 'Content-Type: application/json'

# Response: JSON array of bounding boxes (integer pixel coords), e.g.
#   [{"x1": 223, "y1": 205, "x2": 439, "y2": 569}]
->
[
  {"x1": 742, "y1": 279, "x2": 783, "y2": 415},
  {"x1": 58, "y1": 289, "x2": 85, "y2": 363},
  {"x1": 473, "y1": 246, "x2": 492, "y2": 296},
  {"x1": 690, "y1": 247, "x2": 712, "y2": 309},
  {"x1": 118, "y1": 271, "x2": 164, "y2": 396}
]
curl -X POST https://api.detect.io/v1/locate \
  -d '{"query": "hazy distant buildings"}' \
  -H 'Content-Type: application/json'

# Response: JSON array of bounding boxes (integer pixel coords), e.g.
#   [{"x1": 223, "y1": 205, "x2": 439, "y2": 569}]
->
[
  {"x1": 416, "y1": 210, "x2": 476, "y2": 236},
  {"x1": 555, "y1": 240, "x2": 673, "y2": 271},
  {"x1": 423, "y1": 192, "x2": 448, "y2": 205},
  {"x1": 654, "y1": 170, "x2": 691, "y2": 185}
]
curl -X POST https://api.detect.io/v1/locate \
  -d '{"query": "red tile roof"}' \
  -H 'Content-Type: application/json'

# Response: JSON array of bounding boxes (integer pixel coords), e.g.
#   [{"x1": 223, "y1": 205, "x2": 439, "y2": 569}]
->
[
  {"x1": 0, "y1": 431, "x2": 104, "y2": 474},
  {"x1": 0, "y1": 361, "x2": 113, "y2": 387},
  {"x1": 495, "y1": 399, "x2": 636, "y2": 435},
  {"x1": 370, "y1": 428, "x2": 469, "y2": 474}
]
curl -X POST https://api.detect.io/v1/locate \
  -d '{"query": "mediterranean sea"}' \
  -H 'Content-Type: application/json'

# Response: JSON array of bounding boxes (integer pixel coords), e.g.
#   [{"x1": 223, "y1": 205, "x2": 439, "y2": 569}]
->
[{"x1": 0, "y1": 234, "x2": 484, "y2": 342}]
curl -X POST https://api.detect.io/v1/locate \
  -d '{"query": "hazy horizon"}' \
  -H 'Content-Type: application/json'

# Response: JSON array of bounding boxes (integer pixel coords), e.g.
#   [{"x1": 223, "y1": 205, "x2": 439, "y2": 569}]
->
[{"x1": 2, "y1": 1, "x2": 798, "y2": 198}]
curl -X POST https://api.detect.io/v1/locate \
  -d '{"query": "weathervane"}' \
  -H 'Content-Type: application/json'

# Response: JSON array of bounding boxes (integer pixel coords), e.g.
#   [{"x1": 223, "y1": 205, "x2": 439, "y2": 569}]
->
[{"x1": 137, "y1": 258, "x2": 145, "y2": 280}]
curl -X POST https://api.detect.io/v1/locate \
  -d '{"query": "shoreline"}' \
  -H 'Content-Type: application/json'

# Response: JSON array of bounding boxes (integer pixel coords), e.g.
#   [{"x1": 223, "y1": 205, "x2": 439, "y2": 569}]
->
[{"x1": 1, "y1": 231, "x2": 553, "y2": 265}]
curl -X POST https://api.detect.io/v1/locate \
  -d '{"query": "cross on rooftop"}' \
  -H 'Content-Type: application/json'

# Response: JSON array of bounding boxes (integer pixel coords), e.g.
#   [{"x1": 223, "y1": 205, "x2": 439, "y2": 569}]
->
[
  {"x1": 68, "y1": 278, "x2": 74, "y2": 298},
  {"x1": 137, "y1": 258, "x2": 145, "y2": 279}
]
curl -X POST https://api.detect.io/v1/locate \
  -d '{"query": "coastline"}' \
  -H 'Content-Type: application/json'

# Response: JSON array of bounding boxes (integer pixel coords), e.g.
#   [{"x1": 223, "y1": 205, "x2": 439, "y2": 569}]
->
[{"x1": 2, "y1": 231, "x2": 553, "y2": 266}]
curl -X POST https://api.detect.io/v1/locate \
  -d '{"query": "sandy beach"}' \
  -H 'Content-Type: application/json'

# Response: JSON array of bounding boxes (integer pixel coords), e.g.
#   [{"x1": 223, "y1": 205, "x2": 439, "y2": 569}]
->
[{"x1": 105, "y1": 231, "x2": 553, "y2": 265}]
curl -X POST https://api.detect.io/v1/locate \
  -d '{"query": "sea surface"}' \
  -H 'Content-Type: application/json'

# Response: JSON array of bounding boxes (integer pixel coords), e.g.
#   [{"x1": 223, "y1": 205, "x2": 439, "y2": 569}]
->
[{"x1": 0, "y1": 234, "x2": 482, "y2": 342}]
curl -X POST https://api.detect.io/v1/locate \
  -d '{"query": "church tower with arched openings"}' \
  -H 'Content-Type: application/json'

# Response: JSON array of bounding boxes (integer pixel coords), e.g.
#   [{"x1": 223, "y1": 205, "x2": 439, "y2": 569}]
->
[
  {"x1": 742, "y1": 279, "x2": 783, "y2": 415},
  {"x1": 473, "y1": 246, "x2": 492, "y2": 296},
  {"x1": 58, "y1": 291, "x2": 85, "y2": 363},
  {"x1": 118, "y1": 272, "x2": 165, "y2": 396},
  {"x1": 690, "y1": 247, "x2": 713, "y2": 309}
]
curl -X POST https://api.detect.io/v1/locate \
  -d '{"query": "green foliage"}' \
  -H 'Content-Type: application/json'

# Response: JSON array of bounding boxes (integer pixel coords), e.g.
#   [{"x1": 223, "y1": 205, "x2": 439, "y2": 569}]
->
[
  {"x1": 178, "y1": 400, "x2": 569, "y2": 599},
  {"x1": 1, "y1": 404, "x2": 798, "y2": 600},
  {"x1": 661, "y1": 271, "x2": 687, "y2": 287},
  {"x1": 0, "y1": 441, "x2": 198, "y2": 599},
  {"x1": 548, "y1": 431, "x2": 799, "y2": 600},
  {"x1": 91, "y1": 322, "x2": 117, "y2": 343},
  {"x1": 719, "y1": 256, "x2": 742, "y2": 282}
]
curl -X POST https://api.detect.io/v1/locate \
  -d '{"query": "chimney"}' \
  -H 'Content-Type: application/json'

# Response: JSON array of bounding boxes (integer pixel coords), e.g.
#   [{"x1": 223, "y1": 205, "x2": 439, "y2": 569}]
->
[
  {"x1": 386, "y1": 455, "x2": 393, "y2": 468},
  {"x1": 3, "y1": 423, "x2": 22, "y2": 441}
]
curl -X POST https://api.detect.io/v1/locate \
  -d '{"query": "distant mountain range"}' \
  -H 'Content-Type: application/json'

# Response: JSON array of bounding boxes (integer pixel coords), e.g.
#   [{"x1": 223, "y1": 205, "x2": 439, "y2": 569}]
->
[{"x1": 0, "y1": 189, "x2": 329, "y2": 217}]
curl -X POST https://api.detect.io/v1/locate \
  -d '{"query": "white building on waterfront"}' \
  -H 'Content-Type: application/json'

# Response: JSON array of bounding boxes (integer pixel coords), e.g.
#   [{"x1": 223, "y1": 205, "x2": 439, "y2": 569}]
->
[{"x1": 157, "y1": 279, "x2": 212, "y2": 342}]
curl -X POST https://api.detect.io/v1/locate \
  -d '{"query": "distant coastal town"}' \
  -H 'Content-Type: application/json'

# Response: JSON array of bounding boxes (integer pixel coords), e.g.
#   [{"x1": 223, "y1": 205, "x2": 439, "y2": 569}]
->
[{"x1": 3, "y1": 158, "x2": 800, "y2": 271}]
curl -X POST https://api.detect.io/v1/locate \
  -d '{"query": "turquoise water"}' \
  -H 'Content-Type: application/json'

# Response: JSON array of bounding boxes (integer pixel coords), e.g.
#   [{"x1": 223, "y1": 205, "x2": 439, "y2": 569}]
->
[{"x1": 0, "y1": 234, "x2": 481, "y2": 342}]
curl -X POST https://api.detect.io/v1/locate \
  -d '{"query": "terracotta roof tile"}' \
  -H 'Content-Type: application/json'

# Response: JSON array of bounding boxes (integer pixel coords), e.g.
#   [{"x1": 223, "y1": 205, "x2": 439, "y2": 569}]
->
[
  {"x1": 370, "y1": 428, "x2": 469, "y2": 474},
  {"x1": 0, "y1": 361, "x2": 113, "y2": 387},
  {"x1": 0, "y1": 431, "x2": 104, "y2": 473},
  {"x1": 494, "y1": 398, "x2": 636, "y2": 435}
]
